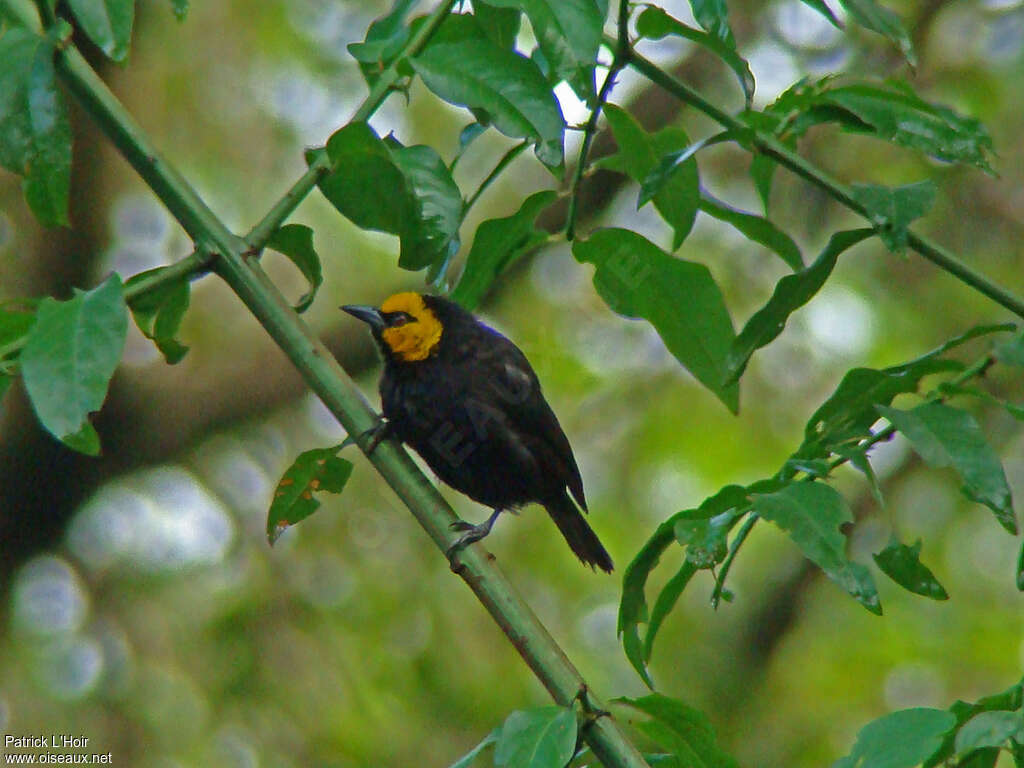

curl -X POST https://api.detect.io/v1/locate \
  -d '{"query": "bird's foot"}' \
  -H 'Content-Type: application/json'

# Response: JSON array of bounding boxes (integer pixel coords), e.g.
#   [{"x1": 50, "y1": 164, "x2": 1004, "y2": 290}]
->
[
  {"x1": 445, "y1": 509, "x2": 503, "y2": 565},
  {"x1": 359, "y1": 417, "x2": 393, "y2": 455}
]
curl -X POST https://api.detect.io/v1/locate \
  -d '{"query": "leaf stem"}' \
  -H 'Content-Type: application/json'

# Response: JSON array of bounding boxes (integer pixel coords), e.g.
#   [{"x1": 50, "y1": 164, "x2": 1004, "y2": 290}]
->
[
  {"x1": 463, "y1": 141, "x2": 529, "y2": 216},
  {"x1": 565, "y1": 0, "x2": 632, "y2": 241},
  {"x1": 621, "y1": 43, "x2": 1024, "y2": 321},
  {"x1": 710, "y1": 512, "x2": 757, "y2": 609}
]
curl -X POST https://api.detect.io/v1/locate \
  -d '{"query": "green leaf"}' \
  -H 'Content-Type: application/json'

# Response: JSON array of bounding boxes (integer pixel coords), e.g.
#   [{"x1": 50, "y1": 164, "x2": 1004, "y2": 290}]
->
[
  {"x1": 823, "y1": 83, "x2": 993, "y2": 172},
  {"x1": 599, "y1": 104, "x2": 700, "y2": 249},
  {"x1": 635, "y1": 7, "x2": 754, "y2": 106},
  {"x1": 0, "y1": 27, "x2": 72, "y2": 228},
  {"x1": 873, "y1": 539, "x2": 949, "y2": 600},
  {"x1": 851, "y1": 181, "x2": 936, "y2": 255},
  {"x1": 752, "y1": 482, "x2": 882, "y2": 614},
  {"x1": 924, "y1": 678, "x2": 1024, "y2": 768},
  {"x1": 725, "y1": 229, "x2": 872, "y2": 385},
  {"x1": 0, "y1": 307, "x2": 36, "y2": 350},
  {"x1": 687, "y1": 0, "x2": 735, "y2": 47},
  {"x1": 448, "y1": 728, "x2": 500, "y2": 768},
  {"x1": 798, "y1": 0, "x2": 843, "y2": 28},
  {"x1": 618, "y1": 694, "x2": 739, "y2": 768},
  {"x1": 390, "y1": 144, "x2": 464, "y2": 270},
  {"x1": 125, "y1": 268, "x2": 191, "y2": 364},
  {"x1": 493, "y1": 707, "x2": 577, "y2": 768},
  {"x1": 168, "y1": 0, "x2": 188, "y2": 21},
  {"x1": 835, "y1": 708, "x2": 957, "y2": 768},
  {"x1": 637, "y1": 130, "x2": 731, "y2": 207},
  {"x1": 877, "y1": 403, "x2": 1016, "y2": 534},
  {"x1": 643, "y1": 560, "x2": 698, "y2": 665},
  {"x1": 268, "y1": 224, "x2": 323, "y2": 313},
  {"x1": 483, "y1": 0, "x2": 605, "y2": 103},
  {"x1": 473, "y1": 2, "x2": 521, "y2": 49},
  {"x1": 347, "y1": 0, "x2": 417, "y2": 85},
  {"x1": 67, "y1": 0, "x2": 135, "y2": 62},
  {"x1": 749, "y1": 153, "x2": 776, "y2": 213},
  {"x1": 956, "y1": 711, "x2": 1024, "y2": 755},
  {"x1": 451, "y1": 122, "x2": 488, "y2": 171},
  {"x1": 450, "y1": 190, "x2": 556, "y2": 310},
  {"x1": 20, "y1": 274, "x2": 128, "y2": 455},
  {"x1": 838, "y1": 0, "x2": 915, "y2": 65},
  {"x1": 573, "y1": 229, "x2": 738, "y2": 412},
  {"x1": 267, "y1": 443, "x2": 355, "y2": 544},
  {"x1": 412, "y1": 14, "x2": 565, "y2": 168},
  {"x1": 317, "y1": 123, "x2": 461, "y2": 273},
  {"x1": 699, "y1": 195, "x2": 803, "y2": 272}
]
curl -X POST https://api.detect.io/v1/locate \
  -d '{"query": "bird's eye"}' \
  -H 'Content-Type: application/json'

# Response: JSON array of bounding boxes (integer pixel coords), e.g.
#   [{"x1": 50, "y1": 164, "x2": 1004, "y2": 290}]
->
[{"x1": 390, "y1": 314, "x2": 410, "y2": 327}]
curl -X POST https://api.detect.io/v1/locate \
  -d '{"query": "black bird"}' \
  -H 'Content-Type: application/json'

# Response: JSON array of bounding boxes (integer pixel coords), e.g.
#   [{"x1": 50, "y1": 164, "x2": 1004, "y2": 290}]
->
[{"x1": 342, "y1": 292, "x2": 613, "y2": 572}]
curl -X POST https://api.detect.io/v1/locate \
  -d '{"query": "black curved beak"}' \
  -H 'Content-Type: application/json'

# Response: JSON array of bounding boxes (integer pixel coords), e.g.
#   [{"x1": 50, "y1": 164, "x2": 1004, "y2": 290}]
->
[{"x1": 341, "y1": 304, "x2": 385, "y2": 331}]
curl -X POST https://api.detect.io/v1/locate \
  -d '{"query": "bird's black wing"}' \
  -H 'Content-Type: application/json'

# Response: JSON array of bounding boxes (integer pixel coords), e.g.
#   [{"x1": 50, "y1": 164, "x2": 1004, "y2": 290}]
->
[{"x1": 470, "y1": 331, "x2": 588, "y2": 512}]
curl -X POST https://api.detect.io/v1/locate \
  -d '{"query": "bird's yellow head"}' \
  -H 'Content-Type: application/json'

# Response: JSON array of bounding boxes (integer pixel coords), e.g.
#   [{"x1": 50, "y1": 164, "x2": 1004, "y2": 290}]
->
[{"x1": 342, "y1": 292, "x2": 443, "y2": 362}]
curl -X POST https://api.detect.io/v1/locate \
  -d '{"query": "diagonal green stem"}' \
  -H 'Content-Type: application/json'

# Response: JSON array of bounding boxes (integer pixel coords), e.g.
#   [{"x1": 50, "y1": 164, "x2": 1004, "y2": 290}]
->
[
  {"x1": 620, "y1": 43, "x2": 1024, "y2": 321},
  {"x1": 463, "y1": 140, "x2": 529, "y2": 216}
]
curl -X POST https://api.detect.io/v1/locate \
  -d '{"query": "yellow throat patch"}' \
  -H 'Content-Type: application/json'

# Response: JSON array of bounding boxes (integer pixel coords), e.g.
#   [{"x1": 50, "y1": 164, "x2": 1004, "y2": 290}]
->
[{"x1": 380, "y1": 292, "x2": 443, "y2": 362}]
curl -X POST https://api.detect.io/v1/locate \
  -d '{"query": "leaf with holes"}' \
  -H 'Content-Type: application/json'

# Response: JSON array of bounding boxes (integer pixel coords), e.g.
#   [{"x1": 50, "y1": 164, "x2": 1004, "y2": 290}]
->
[
  {"x1": 67, "y1": 0, "x2": 135, "y2": 62},
  {"x1": 574, "y1": 229, "x2": 738, "y2": 412},
  {"x1": 412, "y1": 14, "x2": 565, "y2": 168},
  {"x1": 125, "y1": 268, "x2": 191, "y2": 364},
  {"x1": 724, "y1": 229, "x2": 872, "y2": 385},
  {"x1": 268, "y1": 224, "x2": 323, "y2": 313},
  {"x1": 493, "y1": 707, "x2": 577, "y2": 768},
  {"x1": 451, "y1": 190, "x2": 556, "y2": 310},
  {"x1": 751, "y1": 482, "x2": 882, "y2": 614},
  {"x1": 873, "y1": 539, "x2": 949, "y2": 600},
  {"x1": 267, "y1": 444, "x2": 354, "y2": 544},
  {"x1": 878, "y1": 403, "x2": 1016, "y2": 534},
  {"x1": 20, "y1": 274, "x2": 127, "y2": 455}
]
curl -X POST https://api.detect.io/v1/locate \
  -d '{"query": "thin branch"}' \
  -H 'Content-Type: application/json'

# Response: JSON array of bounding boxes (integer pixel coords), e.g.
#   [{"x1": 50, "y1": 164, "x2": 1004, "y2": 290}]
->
[
  {"x1": 565, "y1": 0, "x2": 632, "y2": 241},
  {"x1": 463, "y1": 140, "x2": 529, "y2": 216},
  {"x1": 620, "y1": 43, "x2": 1024, "y2": 321}
]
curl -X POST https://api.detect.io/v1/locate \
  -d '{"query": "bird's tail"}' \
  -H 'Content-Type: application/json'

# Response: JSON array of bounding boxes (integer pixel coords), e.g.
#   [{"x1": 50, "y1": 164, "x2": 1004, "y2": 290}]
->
[{"x1": 544, "y1": 493, "x2": 614, "y2": 573}]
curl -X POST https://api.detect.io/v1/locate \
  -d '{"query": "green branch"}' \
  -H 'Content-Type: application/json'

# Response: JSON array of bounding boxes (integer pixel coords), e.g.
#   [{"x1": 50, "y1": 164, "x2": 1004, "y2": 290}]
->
[
  {"x1": 621, "y1": 44, "x2": 1024, "y2": 321},
  {"x1": 28, "y1": 4, "x2": 649, "y2": 766},
  {"x1": 463, "y1": 140, "x2": 529, "y2": 216}
]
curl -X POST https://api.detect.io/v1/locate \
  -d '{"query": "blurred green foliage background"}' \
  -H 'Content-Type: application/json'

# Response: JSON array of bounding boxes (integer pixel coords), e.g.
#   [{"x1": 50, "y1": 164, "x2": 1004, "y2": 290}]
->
[{"x1": 1, "y1": 0, "x2": 1023, "y2": 766}]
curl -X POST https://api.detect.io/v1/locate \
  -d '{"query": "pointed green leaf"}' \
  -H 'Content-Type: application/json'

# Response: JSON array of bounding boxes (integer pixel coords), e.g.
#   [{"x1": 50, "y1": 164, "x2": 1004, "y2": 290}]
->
[
  {"x1": 268, "y1": 224, "x2": 323, "y2": 314},
  {"x1": 851, "y1": 181, "x2": 936, "y2": 255},
  {"x1": 451, "y1": 190, "x2": 557, "y2": 310},
  {"x1": 348, "y1": 0, "x2": 417, "y2": 85},
  {"x1": 574, "y1": 229, "x2": 738, "y2": 412},
  {"x1": 126, "y1": 267, "x2": 191, "y2": 364},
  {"x1": 493, "y1": 707, "x2": 577, "y2": 768},
  {"x1": 21, "y1": 274, "x2": 128, "y2": 455},
  {"x1": 636, "y1": 7, "x2": 754, "y2": 106},
  {"x1": 877, "y1": 403, "x2": 1016, "y2": 534},
  {"x1": 483, "y1": 0, "x2": 605, "y2": 102},
  {"x1": 0, "y1": 27, "x2": 38, "y2": 175},
  {"x1": 618, "y1": 694, "x2": 739, "y2": 768},
  {"x1": 473, "y1": 2, "x2": 521, "y2": 49},
  {"x1": 599, "y1": 104, "x2": 700, "y2": 249},
  {"x1": 838, "y1": 0, "x2": 915, "y2": 65},
  {"x1": 752, "y1": 482, "x2": 882, "y2": 613},
  {"x1": 267, "y1": 443, "x2": 354, "y2": 544},
  {"x1": 643, "y1": 560, "x2": 698, "y2": 665},
  {"x1": 835, "y1": 708, "x2": 956, "y2": 768},
  {"x1": 448, "y1": 727, "x2": 501, "y2": 768},
  {"x1": 873, "y1": 539, "x2": 949, "y2": 600},
  {"x1": 638, "y1": 131, "x2": 732, "y2": 207},
  {"x1": 699, "y1": 195, "x2": 803, "y2": 271},
  {"x1": 798, "y1": 0, "x2": 844, "y2": 28},
  {"x1": 67, "y1": 0, "x2": 135, "y2": 62},
  {"x1": 725, "y1": 229, "x2": 872, "y2": 384},
  {"x1": 412, "y1": 15, "x2": 565, "y2": 168},
  {"x1": 749, "y1": 153, "x2": 776, "y2": 213},
  {"x1": 687, "y1": 0, "x2": 735, "y2": 47},
  {"x1": 924, "y1": 678, "x2": 1024, "y2": 768}
]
